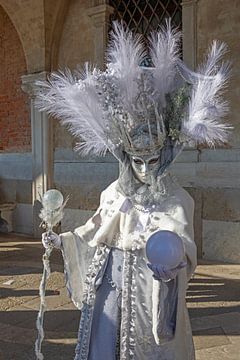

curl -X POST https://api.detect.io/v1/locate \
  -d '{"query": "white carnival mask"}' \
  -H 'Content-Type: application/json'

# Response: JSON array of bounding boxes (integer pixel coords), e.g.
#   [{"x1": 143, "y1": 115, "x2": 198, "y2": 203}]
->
[{"x1": 130, "y1": 153, "x2": 161, "y2": 184}]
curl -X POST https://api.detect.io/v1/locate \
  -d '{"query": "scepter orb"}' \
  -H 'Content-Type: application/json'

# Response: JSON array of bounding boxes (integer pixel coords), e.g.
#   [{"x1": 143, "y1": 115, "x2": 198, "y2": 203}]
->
[
  {"x1": 146, "y1": 230, "x2": 184, "y2": 269},
  {"x1": 42, "y1": 189, "x2": 64, "y2": 211},
  {"x1": 40, "y1": 189, "x2": 65, "y2": 231}
]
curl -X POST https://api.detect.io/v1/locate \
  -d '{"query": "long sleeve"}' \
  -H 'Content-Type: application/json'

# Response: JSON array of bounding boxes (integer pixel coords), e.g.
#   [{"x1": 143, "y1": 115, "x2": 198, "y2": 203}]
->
[
  {"x1": 152, "y1": 186, "x2": 197, "y2": 346},
  {"x1": 60, "y1": 191, "x2": 106, "y2": 309},
  {"x1": 151, "y1": 278, "x2": 178, "y2": 344}
]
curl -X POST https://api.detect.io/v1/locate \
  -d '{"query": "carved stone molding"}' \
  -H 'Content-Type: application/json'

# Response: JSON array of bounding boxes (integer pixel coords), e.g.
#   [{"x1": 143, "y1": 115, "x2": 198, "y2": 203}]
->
[
  {"x1": 181, "y1": 0, "x2": 198, "y2": 69},
  {"x1": 21, "y1": 71, "x2": 48, "y2": 98},
  {"x1": 181, "y1": 0, "x2": 199, "y2": 5},
  {"x1": 92, "y1": 0, "x2": 107, "y2": 5},
  {"x1": 88, "y1": 4, "x2": 114, "y2": 68}
]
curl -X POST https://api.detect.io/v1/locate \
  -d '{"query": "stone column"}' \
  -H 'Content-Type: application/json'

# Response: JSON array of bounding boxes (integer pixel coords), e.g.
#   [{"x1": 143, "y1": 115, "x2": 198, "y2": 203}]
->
[
  {"x1": 87, "y1": 4, "x2": 114, "y2": 68},
  {"x1": 182, "y1": 0, "x2": 198, "y2": 70},
  {"x1": 21, "y1": 72, "x2": 53, "y2": 237},
  {"x1": 181, "y1": 1, "x2": 202, "y2": 257}
]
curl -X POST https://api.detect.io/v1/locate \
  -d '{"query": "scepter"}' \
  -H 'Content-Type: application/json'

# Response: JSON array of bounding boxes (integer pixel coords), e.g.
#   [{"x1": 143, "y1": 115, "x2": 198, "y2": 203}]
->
[{"x1": 35, "y1": 189, "x2": 68, "y2": 360}]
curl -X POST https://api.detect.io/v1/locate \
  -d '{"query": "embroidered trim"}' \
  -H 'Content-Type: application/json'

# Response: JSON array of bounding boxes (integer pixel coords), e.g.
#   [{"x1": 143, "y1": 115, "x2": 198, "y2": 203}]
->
[
  {"x1": 129, "y1": 252, "x2": 137, "y2": 358},
  {"x1": 120, "y1": 251, "x2": 137, "y2": 360},
  {"x1": 75, "y1": 245, "x2": 110, "y2": 360}
]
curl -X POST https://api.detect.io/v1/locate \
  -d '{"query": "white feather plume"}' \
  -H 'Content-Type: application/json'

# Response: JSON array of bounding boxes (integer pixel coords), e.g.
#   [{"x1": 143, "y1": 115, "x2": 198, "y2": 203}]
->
[
  {"x1": 35, "y1": 67, "x2": 109, "y2": 156},
  {"x1": 183, "y1": 41, "x2": 231, "y2": 145},
  {"x1": 34, "y1": 22, "x2": 231, "y2": 157},
  {"x1": 107, "y1": 21, "x2": 146, "y2": 110},
  {"x1": 149, "y1": 19, "x2": 181, "y2": 107}
]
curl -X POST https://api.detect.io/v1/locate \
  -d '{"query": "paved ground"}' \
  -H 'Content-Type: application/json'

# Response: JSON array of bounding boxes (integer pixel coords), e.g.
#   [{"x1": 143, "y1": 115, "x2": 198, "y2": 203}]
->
[{"x1": 0, "y1": 233, "x2": 239, "y2": 360}]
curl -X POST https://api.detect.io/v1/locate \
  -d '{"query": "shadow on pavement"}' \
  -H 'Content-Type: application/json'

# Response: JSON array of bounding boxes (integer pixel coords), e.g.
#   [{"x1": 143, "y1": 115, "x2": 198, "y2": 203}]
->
[
  {"x1": 0, "y1": 287, "x2": 57, "y2": 299},
  {"x1": 187, "y1": 273, "x2": 240, "y2": 336},
  {"x1": 0, "y1": 309, "x2": 80, "y2": 360}
]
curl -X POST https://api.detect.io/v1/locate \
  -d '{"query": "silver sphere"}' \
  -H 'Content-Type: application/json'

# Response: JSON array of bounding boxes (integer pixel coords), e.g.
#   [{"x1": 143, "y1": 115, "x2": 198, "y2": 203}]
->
[{"x1": 146, "y1": 230, "x2": 184, "y2": 269}]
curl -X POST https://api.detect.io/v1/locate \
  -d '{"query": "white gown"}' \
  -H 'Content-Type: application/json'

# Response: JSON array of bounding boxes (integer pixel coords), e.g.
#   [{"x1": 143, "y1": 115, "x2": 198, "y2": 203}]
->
[{"x1": 60, "y1": 174, "x2": 197, "y2": 360}]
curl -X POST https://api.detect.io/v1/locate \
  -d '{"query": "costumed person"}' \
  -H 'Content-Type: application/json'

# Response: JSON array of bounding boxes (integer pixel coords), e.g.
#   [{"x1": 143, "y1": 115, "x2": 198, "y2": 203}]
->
[{"x1": 36, "y1": 20, "x2": 230, "y2": 360}]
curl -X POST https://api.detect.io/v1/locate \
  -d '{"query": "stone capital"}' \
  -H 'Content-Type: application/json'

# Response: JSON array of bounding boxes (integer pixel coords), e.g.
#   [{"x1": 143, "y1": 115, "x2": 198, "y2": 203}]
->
[
  {"x1": 87, "y1": 4, "x2": 114, "y2": 68},
  {"x1": 21, "y1": 71, "x2": 48, "y2": 98},
  {"x1": 181, "y1": 0, "x2": 199, "y2": 6},
  {"x1": 87, "y1": 4, "x2": 114, "y2": 27}
]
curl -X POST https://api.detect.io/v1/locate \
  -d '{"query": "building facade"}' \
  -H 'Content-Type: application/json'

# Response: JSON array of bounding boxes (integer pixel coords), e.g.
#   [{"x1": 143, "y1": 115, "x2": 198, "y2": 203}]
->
[{"x1": 0, "y1": 0, "x2": 239, "y2": 263}]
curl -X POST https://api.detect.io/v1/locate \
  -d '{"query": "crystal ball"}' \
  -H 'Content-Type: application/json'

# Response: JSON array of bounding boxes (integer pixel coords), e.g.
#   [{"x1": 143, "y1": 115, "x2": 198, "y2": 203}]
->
[
  {"x1": 42, "y1": 189, "x2": 64, "y2": 211},
  {"x1": 146, "y1": 230, "x2": 184, "y2": 269}
]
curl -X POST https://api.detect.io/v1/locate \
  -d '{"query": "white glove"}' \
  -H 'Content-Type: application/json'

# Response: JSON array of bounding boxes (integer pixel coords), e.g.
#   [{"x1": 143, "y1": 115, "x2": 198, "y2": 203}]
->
[
  {"x1": 147, "y1": 261, "x2": 187, "y2": 282},
  {"x1": 41, "y1": 231, "x2": 62, "y2": 249}
]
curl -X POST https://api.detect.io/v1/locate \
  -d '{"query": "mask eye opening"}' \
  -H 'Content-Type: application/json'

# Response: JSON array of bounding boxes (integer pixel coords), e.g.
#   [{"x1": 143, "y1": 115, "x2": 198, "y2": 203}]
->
[
  {"x1": 132, "y1": 158, "x2": 143, "y2": 165},
  {"x1": 148, "y1": 157, "x2": 159, "y2": 165}
]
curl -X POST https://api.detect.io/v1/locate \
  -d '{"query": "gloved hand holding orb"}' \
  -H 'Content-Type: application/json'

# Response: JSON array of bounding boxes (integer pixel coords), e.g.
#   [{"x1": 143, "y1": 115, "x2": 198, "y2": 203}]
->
[{"x1": 146, "y1": 230, "x2": 186, "y2": 281}]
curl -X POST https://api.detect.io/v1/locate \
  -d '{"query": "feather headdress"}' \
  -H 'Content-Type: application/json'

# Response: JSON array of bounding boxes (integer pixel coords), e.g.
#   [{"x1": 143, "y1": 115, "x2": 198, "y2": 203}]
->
[{"x1": 35, "y1": 20, "x2": 231, "y2": 160}]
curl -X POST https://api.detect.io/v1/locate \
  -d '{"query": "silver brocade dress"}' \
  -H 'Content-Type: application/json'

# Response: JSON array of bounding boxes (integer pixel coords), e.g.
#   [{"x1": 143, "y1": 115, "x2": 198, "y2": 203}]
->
[
  {"x1": 88, "y1": 248, "x2": 123, "y2": 360},
  {"x1": 87, "y1": 247, "x2": 179, "y2": 360}
]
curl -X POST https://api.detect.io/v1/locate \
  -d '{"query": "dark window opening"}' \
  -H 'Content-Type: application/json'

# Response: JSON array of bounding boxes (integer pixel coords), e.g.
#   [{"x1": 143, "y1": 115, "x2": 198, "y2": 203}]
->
[
  {"x1": 108, "y1": 0, "x2": 182, "y2": 65},
  {"x1": 108, "y1": 0, "x2": 182, "y2": 37}
]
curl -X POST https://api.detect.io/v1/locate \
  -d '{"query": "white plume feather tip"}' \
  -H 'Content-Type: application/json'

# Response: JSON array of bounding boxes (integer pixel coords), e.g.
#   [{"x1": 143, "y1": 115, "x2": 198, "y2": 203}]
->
[
  {"x1": 35, "y1": 69, "x2": 109, "y2": 156},
  {"x1": 183, "y1": 40, "x2": 231, "y2": 145},
  {"x1": 107, "y1": 21, "x2": 146, "y2": 108},
  {"x1": 149, "y1": 19, "x2": 181, "y2": 107}
]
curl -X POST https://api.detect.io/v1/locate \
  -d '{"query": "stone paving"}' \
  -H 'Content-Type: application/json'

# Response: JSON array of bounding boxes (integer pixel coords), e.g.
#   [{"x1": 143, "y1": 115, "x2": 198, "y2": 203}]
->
[{"x1": 0, "y1": 233, "x2": 239, "y2": 360}]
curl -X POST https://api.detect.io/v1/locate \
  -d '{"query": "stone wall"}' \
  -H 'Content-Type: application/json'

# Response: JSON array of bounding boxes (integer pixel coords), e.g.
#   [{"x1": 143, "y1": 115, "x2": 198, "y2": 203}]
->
[
  {"x1": 192, "y1": 0, "x2": 240, "y2": 263},
  {"x1": 0, "y1": 0, "x2": 65, "y2": 233},
  {"x1": 197, "y1": 0, "x2": 240, "y2": 146},
  {"x1": 54, "y1": 0, "x2": 95, "y2": 150},
  {"x1": 0, "y1": 5, "x2": 30, "y2": 152},
  {"x1": 0, "y1": 0, "x2": 69, "y2": 234},
  {"x1": 0, "y1": 154, "x2": 33, "y2": 234},
  {"x1": 0, "y1": 5, "x2": 32, "y2": 231},
  {"x1": 163, "y1": 0, "x2": 240, "y2": 263}
]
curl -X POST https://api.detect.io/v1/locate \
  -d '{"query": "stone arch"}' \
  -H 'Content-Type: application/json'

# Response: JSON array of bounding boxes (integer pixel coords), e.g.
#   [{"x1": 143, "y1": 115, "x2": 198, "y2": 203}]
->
[
  {"x1": 0, "y1": 0, "x2": 69, "y2": 73},
  {"x1": 44, "y1": 0, "x2": 70, "y2": 70},
  {"x1": 0, "y1": 0, "x2": 45, "y2": 73}
]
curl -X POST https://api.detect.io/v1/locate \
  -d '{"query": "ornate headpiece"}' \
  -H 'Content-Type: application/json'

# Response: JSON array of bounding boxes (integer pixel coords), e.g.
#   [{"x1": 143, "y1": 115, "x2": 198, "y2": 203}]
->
[{"x1": 35, "y1": 20, "x2": 231, "y2": 161}]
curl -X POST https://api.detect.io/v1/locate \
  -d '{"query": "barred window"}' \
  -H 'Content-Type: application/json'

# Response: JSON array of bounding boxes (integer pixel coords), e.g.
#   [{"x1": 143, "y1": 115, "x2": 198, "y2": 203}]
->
[{"x1": 108, "y1": 0, "x2": 182, "y2": 37}]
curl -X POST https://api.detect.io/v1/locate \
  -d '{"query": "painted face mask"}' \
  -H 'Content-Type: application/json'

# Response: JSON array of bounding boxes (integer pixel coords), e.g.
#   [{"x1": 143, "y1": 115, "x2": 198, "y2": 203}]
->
[{"x1": 130, "y1": 153, "x2": 161, "y2": 184}]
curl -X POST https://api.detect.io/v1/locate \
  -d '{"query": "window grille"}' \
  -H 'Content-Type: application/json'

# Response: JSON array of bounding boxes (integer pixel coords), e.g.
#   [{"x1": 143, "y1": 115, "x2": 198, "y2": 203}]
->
[{"x1": 108, "y1": 0, "x2": 182, "y2": 37}]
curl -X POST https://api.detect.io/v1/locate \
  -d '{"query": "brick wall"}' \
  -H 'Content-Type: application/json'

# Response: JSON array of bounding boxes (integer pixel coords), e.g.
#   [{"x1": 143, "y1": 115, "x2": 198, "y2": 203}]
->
[{"x1": 0, "y1": 5, "x2": 31, "y2": 152}]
